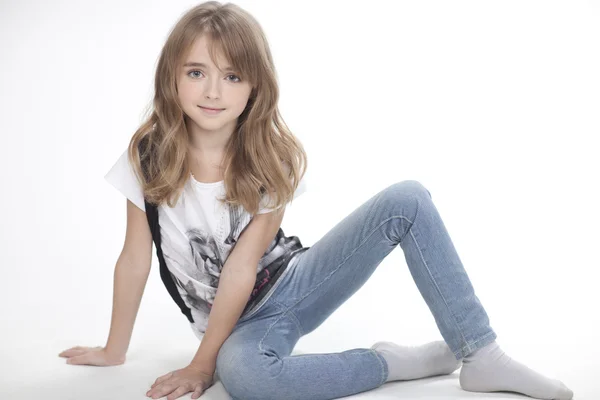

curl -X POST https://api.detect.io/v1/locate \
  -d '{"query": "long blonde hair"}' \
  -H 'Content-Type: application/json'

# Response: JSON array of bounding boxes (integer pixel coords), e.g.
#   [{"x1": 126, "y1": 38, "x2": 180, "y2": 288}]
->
[{"x1": 127, "y1": 1, "x2": 307, "y2": 215}]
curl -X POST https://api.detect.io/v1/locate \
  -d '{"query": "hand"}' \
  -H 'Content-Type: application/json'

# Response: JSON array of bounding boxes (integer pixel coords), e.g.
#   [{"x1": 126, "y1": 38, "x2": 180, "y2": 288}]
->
[
  {"x1": 146, "y1": 364, "x2": 215, "y2": 400},
  {"x1": 58, "y1": 345, "x2": 126, "y2": 366}
]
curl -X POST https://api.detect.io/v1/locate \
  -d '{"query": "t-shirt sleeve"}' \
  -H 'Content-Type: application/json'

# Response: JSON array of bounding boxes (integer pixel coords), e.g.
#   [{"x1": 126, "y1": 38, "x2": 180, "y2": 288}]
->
[
  {"x1": 257, "y1": 174, "x2": 307, "y2": 214},
  {"x1": 104, "y1": 149, "x2": 146, "y2": 212}
]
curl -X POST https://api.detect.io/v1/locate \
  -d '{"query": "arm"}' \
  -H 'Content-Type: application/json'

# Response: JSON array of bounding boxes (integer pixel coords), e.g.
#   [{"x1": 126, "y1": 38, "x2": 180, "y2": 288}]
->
[
  {"x1": 189, "y1": 206, "x2": 287, "y2": 370},
  {"x1": 104, "y1": 199, "x2": 153, "y2": 359}
]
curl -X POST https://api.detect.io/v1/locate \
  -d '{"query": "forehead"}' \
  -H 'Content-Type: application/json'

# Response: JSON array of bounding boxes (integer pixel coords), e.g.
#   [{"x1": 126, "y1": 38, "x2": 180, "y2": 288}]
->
[{"x1": 184, "y1": 35, "x2": 229, "y2": 68}]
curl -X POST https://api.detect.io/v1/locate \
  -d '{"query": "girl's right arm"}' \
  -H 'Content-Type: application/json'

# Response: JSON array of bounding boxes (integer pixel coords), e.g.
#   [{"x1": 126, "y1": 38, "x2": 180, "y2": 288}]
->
[
  {"x1": 59, "y1": 199, "x2": 153, "y2": 365},
  {"x1": 105, "y1": 198, "x2": 153, "y2": 358}
]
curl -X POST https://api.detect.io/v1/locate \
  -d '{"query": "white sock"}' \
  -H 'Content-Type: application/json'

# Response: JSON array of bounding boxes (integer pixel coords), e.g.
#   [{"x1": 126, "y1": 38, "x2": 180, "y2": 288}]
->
[
  {"x1": 459, "y1": 340, "x2": 574, "y2": 400},
  {"x1": 371, "y1": 340, "x2": 462, "y2": 383}
]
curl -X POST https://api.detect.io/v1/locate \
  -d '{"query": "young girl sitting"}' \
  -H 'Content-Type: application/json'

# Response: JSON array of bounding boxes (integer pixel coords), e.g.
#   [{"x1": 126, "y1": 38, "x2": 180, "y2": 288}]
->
[{"x1": 59, "y1": 2, "x2": 574, "y2": 400}]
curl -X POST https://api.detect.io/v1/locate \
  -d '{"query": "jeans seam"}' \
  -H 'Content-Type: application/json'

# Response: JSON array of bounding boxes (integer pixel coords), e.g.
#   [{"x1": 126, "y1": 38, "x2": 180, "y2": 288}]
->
[
  {"x1": 457, "y1": 330, "x2": 497, "y2": 359},
  {"x1": 257, "y1": 311, "x2": 301, "y2": 380},
  {"x1": 408, "y1": 198, "x2": 470, "y2": 352},
  {"x1": 284, "y1": 214, "x2": 414, "y2": 326},
  {"x1": 284, "y1": 309, "x2": 304, "y2": 336},
  {"x1": 370, "y1": 348, "x2": 388, "y2": 386}
]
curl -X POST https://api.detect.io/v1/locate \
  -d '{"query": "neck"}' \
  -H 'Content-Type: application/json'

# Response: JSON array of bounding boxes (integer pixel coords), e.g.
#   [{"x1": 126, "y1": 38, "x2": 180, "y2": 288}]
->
[{"x1": 185, "y1": 116, "x2": 235, "y2": 156}]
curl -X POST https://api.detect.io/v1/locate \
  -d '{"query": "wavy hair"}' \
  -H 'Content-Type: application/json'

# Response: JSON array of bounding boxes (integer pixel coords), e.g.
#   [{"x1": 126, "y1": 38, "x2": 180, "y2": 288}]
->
[{"x1": 127, "y1": 1, "x2": 307, "y2": 215}]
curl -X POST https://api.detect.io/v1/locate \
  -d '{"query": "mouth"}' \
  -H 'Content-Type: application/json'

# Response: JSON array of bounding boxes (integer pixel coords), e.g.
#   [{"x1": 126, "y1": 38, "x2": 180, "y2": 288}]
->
[
  {"x1": 198, "y1": 106, "x2": 225, "y2": 111},
  {"x1": 198, "y1": 105, "x2": 225, "y2": 115}
]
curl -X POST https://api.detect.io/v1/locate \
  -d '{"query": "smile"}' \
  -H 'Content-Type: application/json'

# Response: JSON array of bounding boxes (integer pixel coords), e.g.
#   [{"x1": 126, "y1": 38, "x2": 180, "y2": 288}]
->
[{"x1": 198, "y1": 106, "x2": 224, "y2": 115}]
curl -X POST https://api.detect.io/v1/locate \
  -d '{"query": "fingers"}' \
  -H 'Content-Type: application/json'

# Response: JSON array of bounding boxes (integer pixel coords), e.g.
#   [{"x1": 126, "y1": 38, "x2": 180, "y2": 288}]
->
[
  {"x1": 151, "y1": 372, "x2": 173, "y2": 388},
  {"x1": 147, "y1": 369, "x2": 209, "y2": 399},
  {"x1": 59, "y1": 349, "x2": 87, "y2": 358},
  {"x1": 191, "y1": 385, "x2": 204, "y2": 399},
  {"x1": 58, "y1": 347, "x2": 82, "y2": 357},
  {"x1": 166, "y1": 386, "x2": 190, "y2": 400},
  {"x1": 148, "y1": 382, "x2": 200, "y2": 400},
  {"x1": 147, "y1": 382, "x2": 174, "y2": 399},
  {"x1": 59, "y1": 346, "x2": 101, "y2": 357},
  {"x1": 66, "y1": 354, "x2": 85, "y2": 365},
  {"x1": 150, "y1": 384, "x2": 200, "y2": 400}
]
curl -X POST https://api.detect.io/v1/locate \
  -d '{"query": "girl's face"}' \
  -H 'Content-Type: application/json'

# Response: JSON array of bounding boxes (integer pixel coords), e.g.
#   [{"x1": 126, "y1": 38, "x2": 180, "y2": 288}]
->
[{"x1": 177, "y1": 35, "x2": 253, "y2": 135}]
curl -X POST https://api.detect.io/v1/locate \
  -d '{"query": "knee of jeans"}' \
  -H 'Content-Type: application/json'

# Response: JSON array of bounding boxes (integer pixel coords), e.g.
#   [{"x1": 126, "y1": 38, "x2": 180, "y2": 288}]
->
[
  {"x1": 383, "y1": 180, "x2": 431, "y2": 209},
  {"x1": 379, "y1": 181, "x2": 432, "y2": 240},
  {"x1": 392, "y1": 180, "x2": 431, "y2": 198},
  {"x1": 216, "y1": 346, "x2": 280, "y2": 400},
  {"x1": 216, "y1": 351, "x2": 251, "y2": 399}
]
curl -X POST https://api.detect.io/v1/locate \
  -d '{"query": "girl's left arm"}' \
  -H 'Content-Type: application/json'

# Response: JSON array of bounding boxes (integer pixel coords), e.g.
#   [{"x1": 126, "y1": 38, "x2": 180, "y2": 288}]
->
[{"x1": 189, "y1": 206, "x2": 287, "y2": 372}]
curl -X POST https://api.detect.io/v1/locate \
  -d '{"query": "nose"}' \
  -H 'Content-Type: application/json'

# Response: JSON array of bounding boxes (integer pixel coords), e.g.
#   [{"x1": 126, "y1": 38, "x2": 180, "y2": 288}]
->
[{"x1": 204, "y1": 76, "x2": 222, "y2": 99}]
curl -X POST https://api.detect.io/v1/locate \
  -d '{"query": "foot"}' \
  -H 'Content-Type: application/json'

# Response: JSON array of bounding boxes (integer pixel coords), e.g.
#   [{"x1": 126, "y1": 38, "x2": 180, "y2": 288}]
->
[
  {"x1": 371, "y1": 340, "x2": 462, "y2": 382},
  {"x1": 459, "y1": 340, "x2": 573, "y2": 400}
]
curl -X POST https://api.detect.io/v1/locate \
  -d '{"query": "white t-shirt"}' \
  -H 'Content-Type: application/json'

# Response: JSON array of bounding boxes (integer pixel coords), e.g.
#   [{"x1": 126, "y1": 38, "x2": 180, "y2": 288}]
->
[{"x1": 104, "y1": 149, "x2": 308, "y2": 340}]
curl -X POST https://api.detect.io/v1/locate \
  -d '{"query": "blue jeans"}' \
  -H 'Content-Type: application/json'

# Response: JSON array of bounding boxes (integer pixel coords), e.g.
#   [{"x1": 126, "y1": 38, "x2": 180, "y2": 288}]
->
[{"x1": 215, "y1": 180, "x2": 497, "y2": 400}]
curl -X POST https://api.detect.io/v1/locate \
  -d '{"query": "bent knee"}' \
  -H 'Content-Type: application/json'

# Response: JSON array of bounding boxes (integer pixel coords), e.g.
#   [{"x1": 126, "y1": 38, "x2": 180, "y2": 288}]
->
[
  {"x1": 382, "y1": 180, "x2": 432, "y2": 207},
  {"x1": 217, "y1": 349, "x2": 282, "y2": 400},
  {"x1": 393, "y1": 180, "x2": 430, "y2": 198}
]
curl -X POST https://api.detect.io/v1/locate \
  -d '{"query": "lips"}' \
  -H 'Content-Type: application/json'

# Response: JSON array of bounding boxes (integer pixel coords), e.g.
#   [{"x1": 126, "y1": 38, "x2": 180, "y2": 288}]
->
[{"x1": 199, "y1": 106, "x2": 224, "y2": 111}]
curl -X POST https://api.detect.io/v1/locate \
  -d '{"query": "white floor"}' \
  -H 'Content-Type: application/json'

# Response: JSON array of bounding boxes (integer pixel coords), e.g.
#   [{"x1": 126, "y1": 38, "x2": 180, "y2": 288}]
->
[{"x1": 2, "y1": 338, "x2": 596, "y2": 400}]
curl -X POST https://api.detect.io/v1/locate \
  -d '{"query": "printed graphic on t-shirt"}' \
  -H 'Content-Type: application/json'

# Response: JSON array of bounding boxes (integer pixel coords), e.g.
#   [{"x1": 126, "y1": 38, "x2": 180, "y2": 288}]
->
[{"x1": 161, "y1": 200, "x2": 305, "y2": 332}]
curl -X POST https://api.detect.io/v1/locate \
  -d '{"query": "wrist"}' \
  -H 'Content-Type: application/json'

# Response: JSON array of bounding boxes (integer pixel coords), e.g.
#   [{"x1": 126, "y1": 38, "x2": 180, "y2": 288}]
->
[
  {"x1": 189, "y1": 357, "x2": 216, "y2": 373},
  {"x1": 195, "y1": 339, "x2": 220, "y2": 362},
  {"x1": 192, "y1": 347, "x2": 217, "y2": 363},
  {"x1": 103, "y1": 347, "x2": 126, "y2": 362}
]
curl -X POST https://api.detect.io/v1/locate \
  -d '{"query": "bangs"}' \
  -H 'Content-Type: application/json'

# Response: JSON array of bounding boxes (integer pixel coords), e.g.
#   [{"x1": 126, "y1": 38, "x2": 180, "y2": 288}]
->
[{"x1": 204, "y1": 26, "x2": 259, "y2": 85}]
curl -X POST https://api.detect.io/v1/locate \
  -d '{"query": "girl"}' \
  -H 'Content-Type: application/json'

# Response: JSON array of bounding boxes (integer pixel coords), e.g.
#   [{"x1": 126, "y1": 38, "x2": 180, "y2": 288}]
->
[{"x1": 58, "y1": 2, "x2": 574, "y2": 400}]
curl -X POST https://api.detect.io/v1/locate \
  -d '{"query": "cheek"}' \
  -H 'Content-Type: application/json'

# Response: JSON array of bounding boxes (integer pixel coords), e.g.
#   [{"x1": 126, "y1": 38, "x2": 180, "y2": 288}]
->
[
  {"x1": 233, "y1": 97, "x2": 248, "y2": 109},
  {"x1": 178, "y1": 85, "x2": 195, "y2": 103}
]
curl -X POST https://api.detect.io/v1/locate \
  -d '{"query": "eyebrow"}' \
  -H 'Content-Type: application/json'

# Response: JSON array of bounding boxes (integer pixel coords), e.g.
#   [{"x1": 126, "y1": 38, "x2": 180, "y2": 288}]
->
[{"x1": 183, "y1": 62, "x2": 235, "y2": 72}]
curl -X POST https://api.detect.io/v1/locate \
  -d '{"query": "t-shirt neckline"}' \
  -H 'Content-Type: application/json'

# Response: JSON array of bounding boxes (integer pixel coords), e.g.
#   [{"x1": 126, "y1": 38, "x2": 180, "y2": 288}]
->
[{"x1": 190, "y1": 173, "x2": 224, "y2": 188}]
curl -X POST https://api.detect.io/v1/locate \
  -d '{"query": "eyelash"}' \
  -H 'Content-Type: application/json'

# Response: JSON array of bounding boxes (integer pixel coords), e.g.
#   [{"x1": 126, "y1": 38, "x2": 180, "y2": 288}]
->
[{"x1": 187, "y1": 70, "x2": 241, "y2": 82}]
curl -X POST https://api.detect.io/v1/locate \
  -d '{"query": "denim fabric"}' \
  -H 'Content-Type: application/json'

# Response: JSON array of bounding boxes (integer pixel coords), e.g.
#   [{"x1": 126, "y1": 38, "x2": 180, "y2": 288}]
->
[{"x1": 215, "y1": 180, "x2": 497, "y2": 400}]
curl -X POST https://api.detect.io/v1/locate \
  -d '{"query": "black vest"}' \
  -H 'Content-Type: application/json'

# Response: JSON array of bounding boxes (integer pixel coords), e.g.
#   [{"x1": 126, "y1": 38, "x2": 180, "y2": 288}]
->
[{"x1": 144, "y1": 198, "x2": 195, "y2": 323}]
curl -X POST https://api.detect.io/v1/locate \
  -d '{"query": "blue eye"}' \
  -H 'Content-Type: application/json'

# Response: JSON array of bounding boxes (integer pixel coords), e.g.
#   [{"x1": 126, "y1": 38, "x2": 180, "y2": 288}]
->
[{"x1": 187, "y1": 70, "x2": 241, "y2": 82}]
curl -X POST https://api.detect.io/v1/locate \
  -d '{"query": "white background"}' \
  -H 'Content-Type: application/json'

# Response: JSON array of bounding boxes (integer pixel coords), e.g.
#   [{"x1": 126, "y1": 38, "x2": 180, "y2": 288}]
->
[{"x1": 1, "y1": 0, "x2": 598, "y2": 398}]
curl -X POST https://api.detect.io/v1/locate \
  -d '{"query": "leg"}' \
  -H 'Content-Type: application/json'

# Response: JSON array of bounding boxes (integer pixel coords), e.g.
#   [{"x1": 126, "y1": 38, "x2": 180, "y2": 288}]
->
[
  {"x1": 217, "y1": 296, "x2": 388, "y2": 400},
  {"x1": 218, "y1": 180, "x2": 572, "y2": 400},
  {"x1": 270, "y1": 179, "x2": 496, "y2": 359},
  {"x1": 217, "y1": 180, "x2": 469, "y2": 400},
  {"x1": 274, "y1": 179, "x2": 572, "y2": 399}
]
